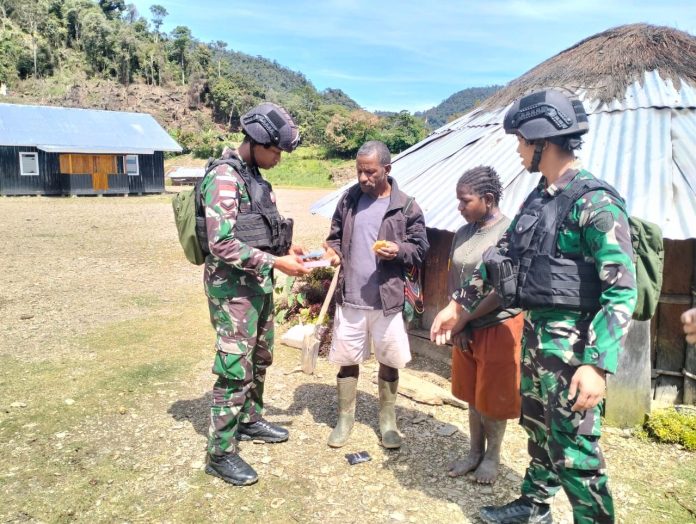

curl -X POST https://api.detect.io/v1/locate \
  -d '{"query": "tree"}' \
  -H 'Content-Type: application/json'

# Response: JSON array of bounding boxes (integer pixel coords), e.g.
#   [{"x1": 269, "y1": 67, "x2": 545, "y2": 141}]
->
[
  {"x1": 379, "y1": 111, "x2": 428, "y2": 154},
  {"x1": 208, "y1": 74, "x2": 265, "y2": 128},
  {"x1": 80, "y1": 9, "x2": 113, "y2": 74},
  {"x1": 324, "y1": 110, "x2": 381, "y2": 157},
  {"x1": 98, "y1": 0, "x2": 126, "y2": 19},
  {"x1": 169, "y1": 25, "x2": 191, "y2": 85},
  {"x1": 210, "y1": 39, "x2": 227, "y2": 78},
  {"x1": 149, "y1": 4, "x2": 167, "y2": 38}
]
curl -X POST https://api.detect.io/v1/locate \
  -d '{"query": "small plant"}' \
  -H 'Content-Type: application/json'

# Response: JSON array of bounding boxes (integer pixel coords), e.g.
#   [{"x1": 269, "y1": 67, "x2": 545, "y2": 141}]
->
[
  {"x1": 274, "y1": 267, "x2": 336, "y2": 325},
  {"x1": 642, "y1": 407, "x2": 696, "y2": 451}
]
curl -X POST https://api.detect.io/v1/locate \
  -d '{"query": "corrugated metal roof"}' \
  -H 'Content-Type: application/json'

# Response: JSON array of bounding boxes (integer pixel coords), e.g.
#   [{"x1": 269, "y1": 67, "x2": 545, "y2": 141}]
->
[
  {"x1": 0, "y1": 103, "x2": 182, "y2": 154},
  {"x1": 311, "y1": 71, "x2": 696, "y2": 240}
]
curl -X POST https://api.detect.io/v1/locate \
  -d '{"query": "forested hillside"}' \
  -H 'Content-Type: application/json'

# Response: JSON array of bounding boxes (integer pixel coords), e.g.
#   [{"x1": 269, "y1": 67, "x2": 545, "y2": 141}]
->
[
  {"x1": 0, "y1": 0, "x2": 427, "y2": 157},
  {"x1": 416, "y1": 85, "x2": 503, "y2": 129}
]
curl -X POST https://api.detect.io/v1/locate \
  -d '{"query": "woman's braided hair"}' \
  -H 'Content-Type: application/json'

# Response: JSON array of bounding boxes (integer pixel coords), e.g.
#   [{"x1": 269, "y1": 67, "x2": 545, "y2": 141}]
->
[{"x1": 456, "y1": 165, "x2": 503, "y2": 205}]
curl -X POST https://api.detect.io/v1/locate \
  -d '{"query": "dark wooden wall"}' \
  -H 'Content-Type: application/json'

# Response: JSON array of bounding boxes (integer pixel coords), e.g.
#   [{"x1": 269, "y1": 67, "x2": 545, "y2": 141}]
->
[
  {"x1": 0, "y1": 146, "x2": 61, "y2": 195},
  {"x1": 653, "y1": 239, "x2": 696, "y2": 404},
  {"x1": 0, "y1": 149, "x2": 165, "y2": 195}
]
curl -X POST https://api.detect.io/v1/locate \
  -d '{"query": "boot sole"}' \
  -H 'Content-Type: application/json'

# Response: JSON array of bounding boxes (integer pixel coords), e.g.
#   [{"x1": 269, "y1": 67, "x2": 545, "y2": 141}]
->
[
  {"x1": 204, "y1": 465, "x2": 258, "y2": 486},
  {"x1": 236, "y1": 434, "x2": 289, "y2": 443}
]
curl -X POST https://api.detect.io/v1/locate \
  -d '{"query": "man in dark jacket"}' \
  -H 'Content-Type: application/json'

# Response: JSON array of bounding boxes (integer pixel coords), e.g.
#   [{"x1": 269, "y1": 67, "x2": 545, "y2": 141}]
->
[{"x1": 323, "y1": 140, "x2": 429, "y2": 449}]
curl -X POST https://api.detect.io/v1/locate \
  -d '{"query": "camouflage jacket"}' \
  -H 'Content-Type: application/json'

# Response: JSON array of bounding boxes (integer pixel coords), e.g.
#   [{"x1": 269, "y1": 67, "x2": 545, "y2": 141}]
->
[
  {"x1": 201, "y1": 149, "x2": 276, "y2": 298},
  {"x1": 453, "y1": 169, "x2": 637, "y2": 374}
]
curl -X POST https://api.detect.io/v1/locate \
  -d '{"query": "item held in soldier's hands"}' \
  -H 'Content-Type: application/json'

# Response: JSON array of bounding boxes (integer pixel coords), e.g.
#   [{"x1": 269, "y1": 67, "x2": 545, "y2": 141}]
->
[
  {"x1": 372, "y1": 240, "x2": 390, "y2": 252},
  {"x1": 303, "y1": 259, "x2": 330, "y2": 268},
  {"x1": 345, "y1": 451, "x2": 371, "y2": 465},
  {"x1": 301, "y1": 248, "x2": 326, "y2": 260},
  {"x1": 301, "y1": 248, "x2": 330, "y2": 269}
]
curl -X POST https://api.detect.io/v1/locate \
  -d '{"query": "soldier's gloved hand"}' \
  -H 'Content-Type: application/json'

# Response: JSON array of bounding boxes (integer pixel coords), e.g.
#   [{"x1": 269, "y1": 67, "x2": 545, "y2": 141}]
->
[
  {"x1": 682, "y1": 308, "x2": 696, "y2": 344},
  {"x1": 568, "y1": 365, "x2": 606, "y2": 412},
  {"x1": 274, "y1": 254, "x2": 311, "y2": 277}
]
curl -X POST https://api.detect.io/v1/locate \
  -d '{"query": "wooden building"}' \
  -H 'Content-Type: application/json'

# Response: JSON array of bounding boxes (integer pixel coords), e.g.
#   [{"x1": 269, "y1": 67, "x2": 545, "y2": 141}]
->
[{"x1": 0, "y1": 103, "x2": 181, "y2": 196}]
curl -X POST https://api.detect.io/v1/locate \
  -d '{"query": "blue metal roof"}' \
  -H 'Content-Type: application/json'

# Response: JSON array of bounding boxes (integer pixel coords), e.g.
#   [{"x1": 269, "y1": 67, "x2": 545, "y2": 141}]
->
[
  {"x1": 0, "y1": 103, "x2": 182, "y2": 154},
  {"x1": 311, "y1": 71, "x2": 696, "y2": 240}
]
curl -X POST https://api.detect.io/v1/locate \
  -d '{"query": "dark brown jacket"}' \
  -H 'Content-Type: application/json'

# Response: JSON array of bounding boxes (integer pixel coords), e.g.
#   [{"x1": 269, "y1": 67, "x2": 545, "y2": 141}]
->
[{"x1": 326, "y1": 177, "x2": 429, "y2": 315}]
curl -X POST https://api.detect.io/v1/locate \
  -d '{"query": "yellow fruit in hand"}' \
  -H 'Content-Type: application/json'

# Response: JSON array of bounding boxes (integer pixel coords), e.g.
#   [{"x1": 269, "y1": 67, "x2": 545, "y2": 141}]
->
[{"x1": 372, "y1": 240, "x2": 389, "y2": 252}]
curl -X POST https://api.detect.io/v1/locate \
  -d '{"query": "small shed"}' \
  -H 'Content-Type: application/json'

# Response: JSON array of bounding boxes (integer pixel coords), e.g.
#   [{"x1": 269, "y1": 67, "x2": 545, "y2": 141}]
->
[
  {"x1": 311, "y1": 24, "x2": 696, "y2": 423},
  {"x1": 0, "y1": 103, "x2": 181, "y2": 196}
]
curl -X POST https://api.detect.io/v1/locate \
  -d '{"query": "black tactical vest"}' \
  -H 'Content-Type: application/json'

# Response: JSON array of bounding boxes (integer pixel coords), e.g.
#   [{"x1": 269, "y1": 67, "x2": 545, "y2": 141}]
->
[
  {"x1": 508, "y1": 170, "x2": 622, "y2": 312},
  {"x1": 197, "y1": 158, "x2": 293, "y2": 257}
]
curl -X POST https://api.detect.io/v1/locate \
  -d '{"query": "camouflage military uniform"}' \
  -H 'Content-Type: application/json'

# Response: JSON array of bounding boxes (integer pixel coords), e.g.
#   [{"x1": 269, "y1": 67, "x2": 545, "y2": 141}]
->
[
  {"x1": 454, "y1": 169, "x2": 637, "y2": 523},
  {"x1": 201, "y1": 149, "x2": 277, "y2": 457}
]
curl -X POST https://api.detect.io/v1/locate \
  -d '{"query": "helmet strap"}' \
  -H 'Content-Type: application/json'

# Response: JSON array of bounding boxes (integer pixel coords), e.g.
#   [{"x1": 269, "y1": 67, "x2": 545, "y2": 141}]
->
[
  {"x1": 530, "y1": 142, "x2": 544, "y2": 173},
  {"x1": 248, "y1": 138, "x2": 259, "y2": 167}
]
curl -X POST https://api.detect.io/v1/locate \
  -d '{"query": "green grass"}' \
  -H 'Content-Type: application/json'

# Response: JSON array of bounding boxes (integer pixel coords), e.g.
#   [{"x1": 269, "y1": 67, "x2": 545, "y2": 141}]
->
[
  {"x1": 165, "y1": 145, "x2": 352, "y2": 189},
  {"x1": 262, "y1": 145, "x2": 351, "y2": 188}
]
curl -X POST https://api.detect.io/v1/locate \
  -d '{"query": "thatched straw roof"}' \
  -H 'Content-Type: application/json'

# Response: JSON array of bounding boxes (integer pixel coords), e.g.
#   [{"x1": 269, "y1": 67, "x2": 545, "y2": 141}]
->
[{"x1": 483, "y1": 23, "x2": 696, "y2": 108}]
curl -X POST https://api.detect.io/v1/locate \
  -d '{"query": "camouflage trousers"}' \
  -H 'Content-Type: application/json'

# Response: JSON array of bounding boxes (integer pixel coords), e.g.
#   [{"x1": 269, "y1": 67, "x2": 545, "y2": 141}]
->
[
  {"x1": 519, "y1": 345, "x2": 614, "y2": 523},
  {"x1": 206, "y1": 293, "x2": 274, "y2": 457}
]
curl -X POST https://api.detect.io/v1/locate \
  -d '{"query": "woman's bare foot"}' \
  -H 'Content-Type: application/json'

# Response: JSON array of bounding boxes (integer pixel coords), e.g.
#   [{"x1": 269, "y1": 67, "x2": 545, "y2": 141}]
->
[
  {"x1": 473, "y1": 457, "x2": 499, "y2": 484},
  {"x1": 446, "y1": 453, "x2": 482, "y2": 477}
]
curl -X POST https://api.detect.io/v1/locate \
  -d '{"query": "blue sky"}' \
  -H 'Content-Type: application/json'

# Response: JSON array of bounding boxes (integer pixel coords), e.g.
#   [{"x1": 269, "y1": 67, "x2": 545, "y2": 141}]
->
[{"x1": 128, "y1": 0, "x2": 696, "y2": 112}]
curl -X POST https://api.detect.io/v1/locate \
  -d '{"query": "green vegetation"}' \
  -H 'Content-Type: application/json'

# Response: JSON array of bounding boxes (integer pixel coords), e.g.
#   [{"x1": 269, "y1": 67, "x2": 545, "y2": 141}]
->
[
  {"x1": 0, "y1": 0, "x2": 431, "y2": 159},
  {"x1": 260, "y1": 146, "x2": 350, "y2": 188},
  {"x1": 639, "y1": 407, "x2": 696, "y2": 450},
  {"x1": 416, "y1": 85, "x2": 503, "y2": 129}
]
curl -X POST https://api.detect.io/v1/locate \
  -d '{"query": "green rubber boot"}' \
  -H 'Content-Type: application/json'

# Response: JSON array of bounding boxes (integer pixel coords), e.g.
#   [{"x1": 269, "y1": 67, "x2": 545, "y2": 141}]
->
[
  {"x1": 327, "y1": 376, "x2": 358, "y2": 448},
  {"x1": 378, "y1": 378, "x2": 402, "y2": 449}
]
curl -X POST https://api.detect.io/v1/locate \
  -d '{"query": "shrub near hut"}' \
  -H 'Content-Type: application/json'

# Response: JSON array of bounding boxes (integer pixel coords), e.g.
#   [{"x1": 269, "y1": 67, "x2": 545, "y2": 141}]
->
[{"x1": 640, "y1": 407, "x2": 696, "y2": 451}]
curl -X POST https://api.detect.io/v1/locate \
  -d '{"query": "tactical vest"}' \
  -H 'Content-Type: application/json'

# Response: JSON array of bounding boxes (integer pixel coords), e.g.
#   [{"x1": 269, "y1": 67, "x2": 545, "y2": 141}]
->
[
  {"x1": 508, "y1": 170, "x2": 620, "y2": 312},
  {"x1": 197, "y1": 158, "x2": 293, "y2": 257}
]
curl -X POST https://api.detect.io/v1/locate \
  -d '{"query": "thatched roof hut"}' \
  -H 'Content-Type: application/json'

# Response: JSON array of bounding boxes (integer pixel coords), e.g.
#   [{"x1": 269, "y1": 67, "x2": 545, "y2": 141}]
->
[{"x1": 311, "y1": 24, "x2": 696, "y2": 416}]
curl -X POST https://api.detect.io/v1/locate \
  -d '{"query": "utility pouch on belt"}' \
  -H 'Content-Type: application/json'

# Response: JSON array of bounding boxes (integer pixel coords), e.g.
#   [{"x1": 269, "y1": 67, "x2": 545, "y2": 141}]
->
[
  {"x1": 276, "y1": 217, "x2": 294, "y2": 256},
  {"x1": 482, "y1": 246, "x2": 518, "y2": 309}
]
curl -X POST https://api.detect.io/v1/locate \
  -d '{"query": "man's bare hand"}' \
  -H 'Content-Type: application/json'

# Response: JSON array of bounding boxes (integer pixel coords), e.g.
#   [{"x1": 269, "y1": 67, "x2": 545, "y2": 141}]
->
[
  {"x1": 289, "y1": 244, "x2": 306, "y2": 257},
  {"x1": 274, "y1": 254, "x2": 311, "y2": 277},
  {"x1": 568, "y1": 365, "x2": 606, "y2": 412},
  {"x1": 430, "y1": 300, "x2": 464, "y2": 346},
  {"x1": 375, "y1": 240, "x2": 399, "y2": 260},
  {"x1": 322, "y1": 244, "x2": 341, "y2": 267},
  {"x1": 682, "y1": 308, "x2": 696, "y2": 345}
]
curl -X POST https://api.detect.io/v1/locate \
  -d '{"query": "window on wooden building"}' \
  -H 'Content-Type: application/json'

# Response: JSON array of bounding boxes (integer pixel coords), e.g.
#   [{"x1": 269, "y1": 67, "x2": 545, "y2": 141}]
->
[
  {"x1": 19, "y1": 152, "x2": 39, "y2": 176},
  {"x1": 125, "y1": 155, "x2": 139, "y2": 176}
]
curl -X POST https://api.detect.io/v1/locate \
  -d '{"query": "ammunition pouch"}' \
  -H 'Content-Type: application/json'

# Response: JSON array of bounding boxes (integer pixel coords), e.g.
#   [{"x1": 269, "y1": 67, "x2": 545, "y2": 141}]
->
[{"x1": 482, "y1": 246, "x2": 519, "y2": 309}]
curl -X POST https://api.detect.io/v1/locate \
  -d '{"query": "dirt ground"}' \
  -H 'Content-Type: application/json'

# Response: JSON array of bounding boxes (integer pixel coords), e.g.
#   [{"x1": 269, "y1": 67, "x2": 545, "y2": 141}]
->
[{"x1": 1, "y1": 190, "x2": 695, "y2": 523}]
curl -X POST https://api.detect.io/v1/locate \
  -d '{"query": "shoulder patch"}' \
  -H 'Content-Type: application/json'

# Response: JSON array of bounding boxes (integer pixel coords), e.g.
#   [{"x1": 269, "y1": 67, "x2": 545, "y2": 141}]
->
[{"x1": 591, "y1": 210, "x2": 615, "y2": 233}]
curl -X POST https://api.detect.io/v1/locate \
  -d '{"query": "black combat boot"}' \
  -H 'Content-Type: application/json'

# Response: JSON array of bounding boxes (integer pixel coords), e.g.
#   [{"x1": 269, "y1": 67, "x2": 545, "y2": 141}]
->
[
  {"x1": 236, "y1": 419, "x2": 289, "y2": 443},
  {"x1": 479, "y1": 497, "x2": 553, "y2": 523},
  {"x1": 205, "y1": 453, "x2": 258, "y2": 486}
]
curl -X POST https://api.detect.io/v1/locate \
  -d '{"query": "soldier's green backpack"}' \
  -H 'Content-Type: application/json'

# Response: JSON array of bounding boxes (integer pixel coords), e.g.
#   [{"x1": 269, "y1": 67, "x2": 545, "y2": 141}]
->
[
  {"x1": 171, "y1": 175, "x2": 209, "y2": 265},
  {"x1": 628, "y1": 217, "x2": 664, "y2": 321},
  {"x1": 561, "y1": 178, "x2": 664, "y2": 321},
  {"x1": 171, "y1": 158, "x2": 242, "y2": 265}
]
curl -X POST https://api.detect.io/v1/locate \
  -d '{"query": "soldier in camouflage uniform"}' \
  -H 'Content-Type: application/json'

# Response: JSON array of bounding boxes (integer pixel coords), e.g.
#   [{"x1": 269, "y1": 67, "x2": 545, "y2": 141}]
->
[
  {"x1": 431, "y1": 90, "x2": 637, "y2": 523},
  {"x1": 202, "y1": 103, "x2": 310, "y2": 486}
]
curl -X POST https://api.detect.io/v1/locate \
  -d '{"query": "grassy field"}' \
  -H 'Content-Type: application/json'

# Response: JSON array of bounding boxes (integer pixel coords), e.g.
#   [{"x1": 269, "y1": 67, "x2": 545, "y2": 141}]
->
[
  {"x1": 165, "y1": 146, "x2": 354, "y2": 189},
  {"x1": 1, "y1": 194, "x2": 695, "y2": 523}
]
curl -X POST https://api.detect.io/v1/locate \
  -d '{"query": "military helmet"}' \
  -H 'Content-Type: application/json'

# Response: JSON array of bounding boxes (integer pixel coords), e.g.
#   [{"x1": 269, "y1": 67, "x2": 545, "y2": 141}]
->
[
  {"x1": 241, "y1": 103, "x2": 300, "y2": 152},
  {"x1": 503, "y1": 89, "x2": 589, "y2": 141}
]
